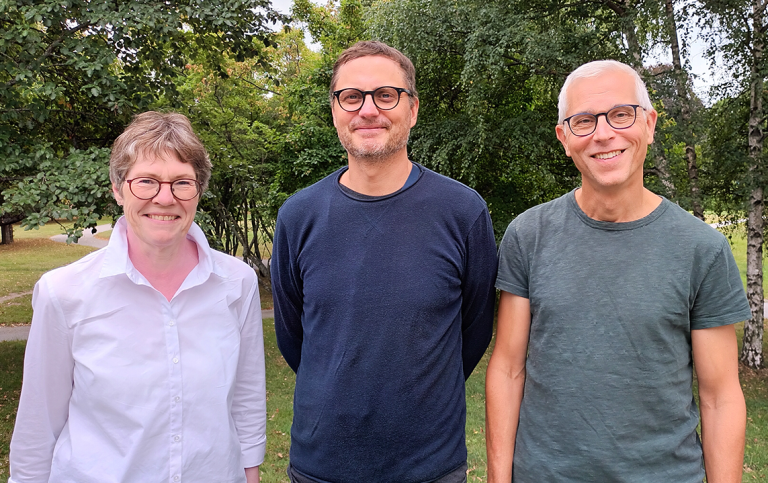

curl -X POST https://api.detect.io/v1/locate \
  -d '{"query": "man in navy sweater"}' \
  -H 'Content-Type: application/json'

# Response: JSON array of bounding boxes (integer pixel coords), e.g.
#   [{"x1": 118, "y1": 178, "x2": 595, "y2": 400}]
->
[{"x1": 271, "y1": 41, "x2": 498, "y2": 483}]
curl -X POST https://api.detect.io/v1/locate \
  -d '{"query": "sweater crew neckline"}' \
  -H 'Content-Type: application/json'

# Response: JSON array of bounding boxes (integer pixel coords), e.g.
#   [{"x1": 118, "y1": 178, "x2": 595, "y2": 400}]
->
[{"x1": 337, "y1": 162, "x2": 423, "y2": 201}]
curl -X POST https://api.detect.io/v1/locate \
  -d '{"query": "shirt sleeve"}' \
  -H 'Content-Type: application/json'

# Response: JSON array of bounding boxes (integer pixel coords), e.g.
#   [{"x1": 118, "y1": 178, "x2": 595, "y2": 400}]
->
[
  {"x1": 690, "y1": 237, "x2": 752, "y2": 330},
  {"x1": 271, "y1": 216, "x2": 304, "y2": 373},
  {"x1": 460, "y1": 208, "x2": 498, "y2": 380},
  {"x1": 9, "y1": 276, "x2": 74, "y2": 483},
  {"x1": 232, "y1": 278, "x2": 267, "y2": 469},
  {"x1": 495, "y1": 220, "x2": 529, "y2": 298}
]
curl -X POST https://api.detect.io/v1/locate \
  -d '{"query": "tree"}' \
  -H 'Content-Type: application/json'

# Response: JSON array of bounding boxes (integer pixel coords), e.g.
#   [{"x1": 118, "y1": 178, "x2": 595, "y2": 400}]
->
[
  {"x1": 173, "y1": 29, "x2": 320, "y2": 290},
  {"x1": 367, "y1": 0, "x2": 634, "y2": 235},
  {"x1": 698, "y1": 0, "x2": 767, "y2": 368},
  {"x1": 0, "y1": 0, "x2": 283, "y2": 243}
]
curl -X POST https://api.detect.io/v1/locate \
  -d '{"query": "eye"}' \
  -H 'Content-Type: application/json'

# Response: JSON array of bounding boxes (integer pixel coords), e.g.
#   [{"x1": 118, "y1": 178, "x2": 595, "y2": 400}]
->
[
  {"x1": 340, "y1": 91, "x2": 362, "y2": 102},
  {"x1": 174, "y1": 180, "x2": 195, "y2": 187},
  {"x1": 135, "y1": 178, "x2": 157, "y2": 186}
]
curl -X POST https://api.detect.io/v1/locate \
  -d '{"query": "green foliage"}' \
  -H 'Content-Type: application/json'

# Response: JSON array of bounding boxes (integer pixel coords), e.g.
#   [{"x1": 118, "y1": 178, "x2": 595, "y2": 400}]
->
[
  {"x1": 0, "y1": 0, "x2": 284, "y2": 241},
  {"x1": 367, "y1": 0, "x2": 634, "y2": 235}
]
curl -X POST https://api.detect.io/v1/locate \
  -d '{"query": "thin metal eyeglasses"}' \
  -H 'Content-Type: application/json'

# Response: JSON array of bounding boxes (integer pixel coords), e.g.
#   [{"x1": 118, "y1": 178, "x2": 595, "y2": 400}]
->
[
  {"x1": 563, "y1": 104, "x2": 644, "y2": 136},
  {"x1": 332, "y1": 86, "x2": 413, "y2": 112},
  {"x1": 125, "y1": 177, "x2": 202, "y2": 201}
]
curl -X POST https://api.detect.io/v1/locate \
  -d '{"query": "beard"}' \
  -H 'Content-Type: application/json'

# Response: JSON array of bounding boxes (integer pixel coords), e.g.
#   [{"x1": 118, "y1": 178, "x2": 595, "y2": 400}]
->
[{"x1": 337, "y1": 116, "x2": 411, "y2": 162}]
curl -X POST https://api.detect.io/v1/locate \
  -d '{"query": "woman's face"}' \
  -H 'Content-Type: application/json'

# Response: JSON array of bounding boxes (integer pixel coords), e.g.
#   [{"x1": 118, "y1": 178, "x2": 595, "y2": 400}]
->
[{"x1": 112, "y1": 151, "x2": 199, "y2": 253}]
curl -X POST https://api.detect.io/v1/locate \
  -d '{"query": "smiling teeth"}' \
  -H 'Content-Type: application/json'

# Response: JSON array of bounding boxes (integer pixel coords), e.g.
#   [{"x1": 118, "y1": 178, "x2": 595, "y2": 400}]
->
[
  {"x1": 148, "y1": 215, "x2": 177, "y2": 221},
  {"x1": 594, "y1": 151, "x2": 622, "y2": 159}
]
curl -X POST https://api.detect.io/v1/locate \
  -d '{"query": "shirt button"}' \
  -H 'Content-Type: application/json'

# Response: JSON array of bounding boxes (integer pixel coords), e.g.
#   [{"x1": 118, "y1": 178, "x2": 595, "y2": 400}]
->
[
  {"x1": 169, "y1": 320, "x2": 176, "y2": 326},
  {"x1": 174, "y1": 396, "x2": 181, "y2": 403},
  {"x1": 173, "y1": 435, "x2": 181, "y2": 442},
  {"x1": 173, "y1": 357, "x2": 179, "y2": 364},
  {"x1": 173, "y1": 476, "x2": 180, "y2": 482}
]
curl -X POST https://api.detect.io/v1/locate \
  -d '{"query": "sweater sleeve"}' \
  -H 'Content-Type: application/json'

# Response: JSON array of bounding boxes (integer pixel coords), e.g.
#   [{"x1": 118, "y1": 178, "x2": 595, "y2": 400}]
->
[
  {"x1": 271, "y1": 216, "x2": 304, "y2": 373},
  {"x1": 460, "y1": 208, "x2": 498, "y2": 379}
]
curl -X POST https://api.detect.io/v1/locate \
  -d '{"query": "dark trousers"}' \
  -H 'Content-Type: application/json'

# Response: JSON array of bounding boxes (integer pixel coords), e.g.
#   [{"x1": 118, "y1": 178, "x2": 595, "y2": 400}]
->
[{"x1": 287, "y1": 462, "x2": 468, "y2": 483}]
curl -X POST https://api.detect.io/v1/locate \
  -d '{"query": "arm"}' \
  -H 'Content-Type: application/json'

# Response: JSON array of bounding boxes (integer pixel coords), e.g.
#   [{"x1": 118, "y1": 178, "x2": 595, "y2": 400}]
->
[
  {"x1": 232, "y1": 279, "x2": 267, "y2": 471},
  {"x1": 486, "y1": 291, "x2": 531, "y2": 483},
  {"x1": 460, "y1": 209, "x2": 498, "y2": 379},
  {"x1": 9, "y1": 278, "x2": 74, "y2": 483},
  {"x1": 271, "y1": 217, "x2": 304, "y2": 372},
  {"x1": 245, "y1": 466, "x2": 260, "y2": 483},
  {"x1": 692, "y1": 324, "x2": 746, "y2": 483}
]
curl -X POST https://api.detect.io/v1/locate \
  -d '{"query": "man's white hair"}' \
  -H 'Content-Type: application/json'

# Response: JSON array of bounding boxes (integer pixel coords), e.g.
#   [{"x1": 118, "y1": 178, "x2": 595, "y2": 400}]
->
[{"x1": 557, "y1": 60, "x2": 654, "y2": 124}]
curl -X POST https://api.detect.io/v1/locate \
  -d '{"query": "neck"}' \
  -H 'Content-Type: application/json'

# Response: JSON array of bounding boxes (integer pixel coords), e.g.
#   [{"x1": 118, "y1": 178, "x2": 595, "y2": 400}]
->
[
  {"x1": 575, "y1": 183, "x2": 661, "y2": 222},
  {"x1": 126, "y1": 230, "x2": 199, "y2": 301},
  {"x1": 340, "y1": 152, "x2": 412, "y2": 196}
]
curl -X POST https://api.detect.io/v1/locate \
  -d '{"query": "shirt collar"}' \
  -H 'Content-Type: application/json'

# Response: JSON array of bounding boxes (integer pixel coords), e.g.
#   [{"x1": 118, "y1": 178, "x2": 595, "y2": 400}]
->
[{"x1": 99, "y1": 217, "x2": 218, "y2": 290}]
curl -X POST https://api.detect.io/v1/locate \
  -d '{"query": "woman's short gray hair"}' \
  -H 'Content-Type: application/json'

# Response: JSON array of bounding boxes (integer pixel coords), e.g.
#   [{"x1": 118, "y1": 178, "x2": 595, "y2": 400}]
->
[
  {"x1": 558, "y1": 60, "x2": 654, "y2": 124},
  {"x1": 110, "y1": 111, "x2": 212, "y2": 190}
]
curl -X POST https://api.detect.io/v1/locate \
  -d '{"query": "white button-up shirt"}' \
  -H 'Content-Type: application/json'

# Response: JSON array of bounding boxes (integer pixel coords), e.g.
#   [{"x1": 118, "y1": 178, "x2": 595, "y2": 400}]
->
[{"x1": 9, "y1": 218, "x2": 266, "y2": 483}]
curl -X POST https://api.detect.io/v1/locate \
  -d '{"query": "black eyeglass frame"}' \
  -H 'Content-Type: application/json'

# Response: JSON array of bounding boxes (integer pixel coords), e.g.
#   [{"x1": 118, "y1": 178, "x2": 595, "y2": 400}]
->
[
  {"x1": 332, "y1": 86, "x2": 413, "y2": 112},
  {"x1": 125, "y1": 177, "x2": 202, "y2": 201},
  {"x1": 563, "y1": 104, "x2": 644, "y2": 137}
]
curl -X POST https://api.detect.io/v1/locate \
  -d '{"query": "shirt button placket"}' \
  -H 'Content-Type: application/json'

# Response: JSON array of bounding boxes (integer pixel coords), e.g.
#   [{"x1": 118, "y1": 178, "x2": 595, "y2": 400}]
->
[{"x1": 164, "y1": 306, "x2": 183, "y2": 483}]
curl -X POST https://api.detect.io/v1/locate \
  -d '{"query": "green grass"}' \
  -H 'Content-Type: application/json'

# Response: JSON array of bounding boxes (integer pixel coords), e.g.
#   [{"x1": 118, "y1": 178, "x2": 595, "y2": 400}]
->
[
  {"x1": 0, "y1": 238, "x2": 95, "y2": 299},
  {"x1": 735, "y1": 321, "x2": 768, "y2": 481},
  {"x1": 0, "y1": 341, "x2": 27, "y2": 480},
  {"x1": 0, "y1": 295, "x2": 33, "y2": 328}
]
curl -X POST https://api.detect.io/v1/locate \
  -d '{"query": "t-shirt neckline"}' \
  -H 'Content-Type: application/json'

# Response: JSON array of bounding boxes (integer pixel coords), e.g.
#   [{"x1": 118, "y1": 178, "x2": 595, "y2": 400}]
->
[{"x1": 568, "y1": 189, "x2": 670, "y2": 231}]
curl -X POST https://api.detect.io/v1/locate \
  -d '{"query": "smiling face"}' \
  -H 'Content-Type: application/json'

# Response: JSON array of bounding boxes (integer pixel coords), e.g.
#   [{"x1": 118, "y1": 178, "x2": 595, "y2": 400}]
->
[
  {"x1": 112, "y1": 150, "x2": 199, "y2": 253},
  {"x1": 555, "y1": 69, "x2": 657, "y2": 194},
  {"x1": 331, "y1": 55, "x2": 419, "y2": 163}
]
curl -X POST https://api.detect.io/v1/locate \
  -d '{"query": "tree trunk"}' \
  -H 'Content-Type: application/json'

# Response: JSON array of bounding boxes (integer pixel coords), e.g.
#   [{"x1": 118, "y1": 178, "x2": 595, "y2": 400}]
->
[
  {"x1": 665, "y1": 0, "x2": 703, "y2": 220},
  {"x1": 0, "y1": 223, "x2": 13, "y2": 245},
  {"x1": 741, "y1": 1, "x2": 765, "y2": 369}
]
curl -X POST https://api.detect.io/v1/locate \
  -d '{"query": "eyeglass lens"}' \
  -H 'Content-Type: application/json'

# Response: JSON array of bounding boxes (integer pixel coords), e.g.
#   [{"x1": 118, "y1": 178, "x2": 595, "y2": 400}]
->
[
  {"x1": 568, "y1": 105, "x2": 638, "y2": 136},
  {"x1": 129, "y1": 178, "x2": 199, "y2": 201},
  {"x1": 337, "y1": 87, "x2": 402, "y2": 111}
]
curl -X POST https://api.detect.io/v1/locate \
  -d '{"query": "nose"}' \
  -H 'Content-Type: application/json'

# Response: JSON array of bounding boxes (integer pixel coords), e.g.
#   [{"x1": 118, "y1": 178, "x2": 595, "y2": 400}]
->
[
  {"x1": 591, "y1": 113, "x2": 615, "y2": 140},
  {"x1": 357, "y1": 93, "x2": 380, "y2": 117},
  {"x1": 152, "y1": 182, "x2": 176, "y2": 205}
]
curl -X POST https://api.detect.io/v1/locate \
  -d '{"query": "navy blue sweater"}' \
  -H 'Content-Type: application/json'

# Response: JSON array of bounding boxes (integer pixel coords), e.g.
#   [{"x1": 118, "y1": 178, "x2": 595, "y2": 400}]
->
[{"x1": 271, "y1": 165, "x2": 497, "y2": 483}]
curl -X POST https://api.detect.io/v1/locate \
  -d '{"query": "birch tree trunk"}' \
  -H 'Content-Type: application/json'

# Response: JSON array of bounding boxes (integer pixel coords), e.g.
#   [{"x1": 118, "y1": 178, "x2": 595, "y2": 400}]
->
[
  {"x1": 741, "y1": 0, "x2": 765, "y2": 369},
  {"x1": 664, "y1": 0, "x2": 703, "y2": 220}
]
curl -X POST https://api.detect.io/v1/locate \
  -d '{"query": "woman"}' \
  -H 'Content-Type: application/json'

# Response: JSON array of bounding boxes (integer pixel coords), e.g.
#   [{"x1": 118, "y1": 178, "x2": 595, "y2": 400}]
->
[{"x1": 9, "y1": 112, "x2": 266, "y2": 483}]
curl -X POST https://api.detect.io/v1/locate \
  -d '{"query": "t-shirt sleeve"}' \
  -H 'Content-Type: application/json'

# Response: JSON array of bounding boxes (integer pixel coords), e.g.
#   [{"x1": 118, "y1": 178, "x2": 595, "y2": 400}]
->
[
  {"x1": 495, "y1": 220, "x2": 529, "y2": 298},
  {"x1": 691, "y1": 237, "x2": 752, "y2": 330}
]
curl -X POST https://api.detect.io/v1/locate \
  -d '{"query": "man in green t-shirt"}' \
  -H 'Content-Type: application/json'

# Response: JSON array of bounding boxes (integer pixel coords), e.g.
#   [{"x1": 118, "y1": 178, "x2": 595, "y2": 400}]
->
[{"x1": 486, "y1": 60, "x2": 751, "y2": 483}]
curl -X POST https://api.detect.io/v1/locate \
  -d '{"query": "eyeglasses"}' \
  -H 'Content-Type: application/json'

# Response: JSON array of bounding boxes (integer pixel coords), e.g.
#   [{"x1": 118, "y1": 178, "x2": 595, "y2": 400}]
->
[
  {"x1": 563, "y1": 104, "x2": 644, "y2": 136},
  {"x1": 125, "y1": 177, "x2": 202, "y2": 201},
  {"x1": 332, "y1": 86, "x2": 413, "y2": 112}
]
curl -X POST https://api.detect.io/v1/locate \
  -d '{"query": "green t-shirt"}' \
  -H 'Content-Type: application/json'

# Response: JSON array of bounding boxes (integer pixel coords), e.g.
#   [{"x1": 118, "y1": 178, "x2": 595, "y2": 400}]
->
[{"x1": 495, "y1": 190, "x2": 751, "y2": 483}]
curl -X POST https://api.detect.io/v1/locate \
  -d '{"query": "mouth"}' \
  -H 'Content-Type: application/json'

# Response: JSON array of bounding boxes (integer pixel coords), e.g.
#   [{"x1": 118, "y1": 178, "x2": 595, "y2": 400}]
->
[
  {"x1": 593, "y1": 150, "x2": 624, "y2": 160},
  {"x1": 145, "y1": 214, "x2": 180, "y2": 221}
]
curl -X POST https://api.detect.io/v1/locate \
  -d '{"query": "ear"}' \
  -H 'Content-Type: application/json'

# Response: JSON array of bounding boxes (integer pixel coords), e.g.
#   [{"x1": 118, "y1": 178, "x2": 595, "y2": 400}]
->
[
  {"x1": 555, "y1": 124, "x2": 571, "y2": 158},
  {"x1": 644, "y1": 109, "x2": 658, "y2": 144},
  {"x1": 112, "y1": 182, "x2": 124, "y2": 206},
  {"x1": 331, "y1": 102, "x2": 340, "y2": 129},
  {"x1": 409, "y1": 97, "x2": 419, "y2": 128}
]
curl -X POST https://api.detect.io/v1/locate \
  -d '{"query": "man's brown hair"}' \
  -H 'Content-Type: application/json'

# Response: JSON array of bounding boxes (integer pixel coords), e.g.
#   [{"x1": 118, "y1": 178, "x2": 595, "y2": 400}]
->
[{"x1": 330, "y1": 41, "x2": 418, "y2": 107}]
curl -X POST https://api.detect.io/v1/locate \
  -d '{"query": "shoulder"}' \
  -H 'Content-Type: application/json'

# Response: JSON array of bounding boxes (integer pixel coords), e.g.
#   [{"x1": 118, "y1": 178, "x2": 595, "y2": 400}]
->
[
  {"x1": 505, "y1": 192, "x2": 571, "y2": 235},
  {"x1": 39, "y1": 247, "x2": 106, "y2": 289},
  {"x1": 279, "y1": 168, "x2": 343, "y2": 217},
  {"x1": 209, "y1": 249, "x2": 258, "y2": 286},
  {"x1": 657, "y1": 200, "x2": 728, "y2": 250},
  {"x1": 417, "y1": 166, "x2": 488, "y2": 209}
]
